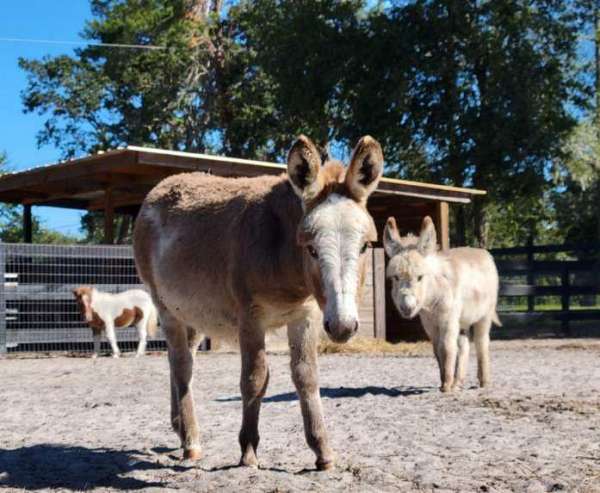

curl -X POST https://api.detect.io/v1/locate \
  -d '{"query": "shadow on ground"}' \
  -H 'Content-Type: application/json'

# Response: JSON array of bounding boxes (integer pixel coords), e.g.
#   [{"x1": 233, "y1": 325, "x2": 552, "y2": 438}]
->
[
  {"x1": 217, "y1": 385, "x2": 432, "y2": 403},
  {"x1": 0, "y1": 444, "x2": 185, "y2": 490}
]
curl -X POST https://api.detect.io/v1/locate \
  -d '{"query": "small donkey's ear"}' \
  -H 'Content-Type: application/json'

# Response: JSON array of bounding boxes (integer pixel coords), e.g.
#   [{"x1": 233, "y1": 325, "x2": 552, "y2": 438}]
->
[
  {"x1": 383, "y1": 217, "x2": 402, "y2": 258},
  {"x1": 417, "y1": 216, "x2": 437, "y2": 256},
  {"x1": 345, "y1": 135, "x2": 384, "y2": 203},
  {"x1": 287, "y1": 135, "x2": 324, "y2": 202}
]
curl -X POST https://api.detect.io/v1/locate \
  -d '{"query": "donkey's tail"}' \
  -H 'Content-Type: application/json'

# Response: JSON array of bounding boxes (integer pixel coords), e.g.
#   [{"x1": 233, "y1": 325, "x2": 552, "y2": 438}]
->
[
  {"x1": 492, "y1": 311, "x2": 502, "y2": 327},
  {"x1": 146, "y1": 302, "x2": 159, "y2": 338}
]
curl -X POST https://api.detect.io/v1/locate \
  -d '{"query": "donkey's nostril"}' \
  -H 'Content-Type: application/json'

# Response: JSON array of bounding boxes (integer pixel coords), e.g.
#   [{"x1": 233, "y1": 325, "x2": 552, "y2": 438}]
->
[
  {"x1": 353, "y1": 321, "x2": 359, "y2": 333},
  {"x1": 324, "y1": 321, "x2": 331, "y2": 334}
]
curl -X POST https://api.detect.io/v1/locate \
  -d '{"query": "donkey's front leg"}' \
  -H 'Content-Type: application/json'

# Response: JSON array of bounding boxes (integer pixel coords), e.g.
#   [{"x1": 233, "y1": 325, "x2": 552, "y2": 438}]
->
[
  {"x1": 238, "y1": 320, "x2": 269, "y2": 468},
  {"x1": 453, "y1": 330, "x2": 470, "y2": 391},
  {"x1": 287, "y1": 315, "x2": 334, "y2": 471},
  {"x1": 438, "y1": 317, "x2": 460, "y2": 393}
]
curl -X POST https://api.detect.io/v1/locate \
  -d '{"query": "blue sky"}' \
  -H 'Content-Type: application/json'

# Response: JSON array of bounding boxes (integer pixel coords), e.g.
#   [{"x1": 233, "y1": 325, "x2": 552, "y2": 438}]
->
[{"x1": 0, "y1": 1, "x2": 92, "y2": 238}]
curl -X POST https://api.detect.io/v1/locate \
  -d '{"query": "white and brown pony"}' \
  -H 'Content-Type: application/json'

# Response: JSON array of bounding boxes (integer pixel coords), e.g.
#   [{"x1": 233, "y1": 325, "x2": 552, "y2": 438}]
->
[
  {"x1": 72, "y1": 286, "x2": 158, "y2": 358},
  {"x1": 133, "y1": 135, "x2": 384, "y2": 469},
  {"x1": 383, "y1": 216, "x2": 501, "y2": 392}
]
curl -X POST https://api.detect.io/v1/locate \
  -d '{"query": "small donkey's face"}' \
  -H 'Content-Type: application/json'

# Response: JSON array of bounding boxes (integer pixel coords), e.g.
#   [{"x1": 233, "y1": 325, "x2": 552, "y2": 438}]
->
[
  {"x1": 383, "y1": 216, "x2": 437, "y2": 319},
  {"x1": 288, "y1": 135, "x2": 383, "y2": 343}
]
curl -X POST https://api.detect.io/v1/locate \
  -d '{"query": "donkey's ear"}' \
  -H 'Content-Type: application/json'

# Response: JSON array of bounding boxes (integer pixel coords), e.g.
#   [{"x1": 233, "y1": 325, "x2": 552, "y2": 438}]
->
[
  {"x1": 383, "y1": 217, "x2": 402, "y2": 258},
  {"x1": 345, "y1": 135, "x2": 384, "y2": 203},
  {"x1": 417, "y1": 216, "x2": 437, "y2": 256},
  {"x1": 287, "y1": 135, "x2": 324, "y2": 202}
]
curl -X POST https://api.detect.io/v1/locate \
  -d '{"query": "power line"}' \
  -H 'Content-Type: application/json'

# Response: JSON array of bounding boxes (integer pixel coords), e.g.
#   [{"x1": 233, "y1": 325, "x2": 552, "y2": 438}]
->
[{"x1": 0, "y1": 37, "x2": 166, "y2": 50}]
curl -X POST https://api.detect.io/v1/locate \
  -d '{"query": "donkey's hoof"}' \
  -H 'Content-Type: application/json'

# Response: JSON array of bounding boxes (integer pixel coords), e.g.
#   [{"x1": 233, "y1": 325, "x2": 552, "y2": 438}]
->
[
  {"x1": 440, "y1": 383, "x2": 453, "y2": 393},
  {"x1": 240, "y1": 450, "x2": 259, "y2": 468},
  {"x1": 316, "y1": 459, "x2": 334, "y2": 471},
  {"x1": 183, "y1": 448, "x2": 202, "y2": 461},
  {"x1": 112, "y1": 353, "x2": 120, "y2": 359}
]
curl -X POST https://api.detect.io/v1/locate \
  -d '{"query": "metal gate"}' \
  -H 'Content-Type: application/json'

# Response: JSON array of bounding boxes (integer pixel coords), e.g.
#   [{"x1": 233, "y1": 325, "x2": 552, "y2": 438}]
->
[{"x1": 0, "y1": 242, "x2": 166, "y2": 354}]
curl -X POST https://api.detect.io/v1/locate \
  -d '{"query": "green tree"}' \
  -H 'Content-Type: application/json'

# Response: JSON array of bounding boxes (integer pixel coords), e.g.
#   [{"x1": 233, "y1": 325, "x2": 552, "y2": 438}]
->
[
  {"x1": 19, "y1": 0, "x2": 213, "y2": 158},
  {"x1": 342, "y1": 1, "x2": 588, "y2": 247},
  {"x1": 19, "y1": 0, "x2": 591, "y2": 249}
]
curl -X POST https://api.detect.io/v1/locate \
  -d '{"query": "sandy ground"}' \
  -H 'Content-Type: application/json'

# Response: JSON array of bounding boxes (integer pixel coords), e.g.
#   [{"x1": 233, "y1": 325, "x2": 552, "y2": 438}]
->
[{"x1": 1, "y1": 339, "x2": 599, "y2": 492}]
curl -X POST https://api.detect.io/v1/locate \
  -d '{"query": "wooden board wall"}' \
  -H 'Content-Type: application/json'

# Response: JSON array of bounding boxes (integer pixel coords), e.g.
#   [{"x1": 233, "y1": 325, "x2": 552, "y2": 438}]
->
[{"x1": 367, "y1": 196, "x2": 452, "y2": 342}]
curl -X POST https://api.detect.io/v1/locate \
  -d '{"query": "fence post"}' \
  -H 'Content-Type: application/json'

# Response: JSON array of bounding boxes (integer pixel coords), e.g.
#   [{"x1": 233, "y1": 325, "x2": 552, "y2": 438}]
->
[
  {"x1": 561, "y1": 265, "x2": 570, "y2": 335},
  {"x1": 372, "y1": 248, "x2": 387, "y2": 340},
  {"x1": 0, "y1": 242, "x2": 6, "y2": 354},
  {"x1": 526, "y1": 237, "x2": 535, "y2": 312}
]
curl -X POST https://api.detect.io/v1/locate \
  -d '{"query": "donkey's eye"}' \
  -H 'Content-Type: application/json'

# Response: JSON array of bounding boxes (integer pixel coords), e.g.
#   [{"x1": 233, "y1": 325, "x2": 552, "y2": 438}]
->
[
  {"x1": 307, "y1": 245, "x2": 318, "y2": 259},
  {"x1": 417, "y1": 275, "x2": 424, "y2": 282},
  {"x1": 360, "y1": 242, "x2": 369, "y2": 254}
]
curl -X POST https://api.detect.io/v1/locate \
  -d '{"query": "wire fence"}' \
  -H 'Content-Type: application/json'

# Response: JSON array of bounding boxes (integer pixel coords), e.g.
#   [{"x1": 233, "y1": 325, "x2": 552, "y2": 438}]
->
[{"x1": 0, "y1": 242, "x2": 166, "y2": 354}]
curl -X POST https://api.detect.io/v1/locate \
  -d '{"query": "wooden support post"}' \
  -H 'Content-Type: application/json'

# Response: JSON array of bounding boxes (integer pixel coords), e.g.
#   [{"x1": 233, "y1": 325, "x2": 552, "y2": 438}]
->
[
  {"x1": 561, "y1": 265, "x2": 570, "y2": 335},
  {"x1": 526, "y1": 237, "x2": 535, "y2": 312},
  {"x1": 103, "y1": 188, "x2": 114, "y2": 245},
  {"x1": 23, "y1": 204, "x2": 32, "y2": 243},
  {"x1": 435, "y1": 201, "x2": 450, "y2": 251},
  {"x1": 372, "y1": 248, "x2": 387, "y2": 340}
]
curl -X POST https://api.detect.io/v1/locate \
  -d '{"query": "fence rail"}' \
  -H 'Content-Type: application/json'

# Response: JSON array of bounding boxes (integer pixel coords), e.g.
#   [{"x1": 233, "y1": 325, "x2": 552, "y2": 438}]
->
[
  {"x1": 491, "y1": 242, "x2": 600, "y2": 338},
  {"x1": 0, "y1": 242, "x2": 167, "y2": 354}
]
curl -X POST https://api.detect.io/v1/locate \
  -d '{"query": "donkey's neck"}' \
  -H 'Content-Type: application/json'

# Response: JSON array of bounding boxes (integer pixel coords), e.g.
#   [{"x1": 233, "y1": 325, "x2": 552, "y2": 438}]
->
[
  {"x1": 422, "y1": 253, "x2": 451, "y2": 311},
  {"x1": 242, "y1": 180, "x2": 311, "y2": 303}
]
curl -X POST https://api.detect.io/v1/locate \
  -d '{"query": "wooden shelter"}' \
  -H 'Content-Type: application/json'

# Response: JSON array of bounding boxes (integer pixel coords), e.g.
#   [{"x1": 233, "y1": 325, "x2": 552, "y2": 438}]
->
[{"x1": 0, "y1": 146, "x2": 485, "y2": 341}]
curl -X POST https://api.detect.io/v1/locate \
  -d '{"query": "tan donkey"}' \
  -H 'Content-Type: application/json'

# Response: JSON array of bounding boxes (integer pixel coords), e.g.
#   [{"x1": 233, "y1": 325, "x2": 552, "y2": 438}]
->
[
  {"x1": 383, "y1": 216, "x2": 501, "y2": 392},
  {"x1": 133, "y1": 135, "x2": 384, "y2": 470}
]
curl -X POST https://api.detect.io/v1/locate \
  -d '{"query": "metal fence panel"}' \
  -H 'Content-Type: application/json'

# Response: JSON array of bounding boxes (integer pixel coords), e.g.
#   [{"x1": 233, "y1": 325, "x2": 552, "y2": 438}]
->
[{"x1": 1, "y1": 242, "x2": 166, "y2": 354}]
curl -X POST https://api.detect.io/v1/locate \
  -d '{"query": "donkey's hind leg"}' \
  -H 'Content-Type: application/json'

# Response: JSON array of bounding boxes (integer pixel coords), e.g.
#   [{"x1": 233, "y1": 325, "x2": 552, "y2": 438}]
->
[
  {"x1": 473, "y1": 316, "x2": 492, "y2": 388},
  {"x1": 453, "y1": 329, "x2": 470, "y2": 390},
  {"x1": 163, "y1": 312, "x2": 202, "y2": 460},
  {"x1": 238, "y1": 316, "x2": 269, "y2": 468}
]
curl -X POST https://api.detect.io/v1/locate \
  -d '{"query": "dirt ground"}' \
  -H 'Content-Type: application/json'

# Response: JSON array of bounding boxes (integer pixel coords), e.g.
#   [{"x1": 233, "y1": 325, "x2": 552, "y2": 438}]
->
[{"x1": 1, "y1": 339, "x2": 599, "y2": 492}]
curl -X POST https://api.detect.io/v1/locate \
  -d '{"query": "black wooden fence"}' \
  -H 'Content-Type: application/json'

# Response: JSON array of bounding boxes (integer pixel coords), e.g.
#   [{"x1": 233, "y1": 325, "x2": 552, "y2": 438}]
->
[{"x1": 491, "y1": 242, "x2": 600, "y2": 338}]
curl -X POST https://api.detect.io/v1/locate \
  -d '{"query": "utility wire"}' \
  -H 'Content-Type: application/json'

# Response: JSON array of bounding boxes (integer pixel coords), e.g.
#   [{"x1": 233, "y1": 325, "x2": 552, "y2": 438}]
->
[{"x1": 0, "y1": 37, "x2": 166, "y2": 50}]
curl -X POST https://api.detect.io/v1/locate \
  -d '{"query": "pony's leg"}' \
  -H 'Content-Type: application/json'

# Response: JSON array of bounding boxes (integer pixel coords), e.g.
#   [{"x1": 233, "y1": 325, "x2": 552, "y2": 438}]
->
[
  {"x1": 104, "y1": 320, "x2": 120, "y2": 358},
  {"x1": 473, "y1": 316, "x2": 492, "y2": 388},
  {"x1": 163, "y1": 312, "x2": 201, "y2": 460},
  {"x1": 238, "y1": 317, "x2": 269, "y2": 468},
  {"x1": 92, "y1": 330, "x2": 101, "y2": 358},
  {"x1": 135, "y1": 317, "x2": 148, "y2": 357},
  {"x1": 453, "y1": 329, "x2": 470, "y2": 390},
  {"x1": 287, "y1": 309, "x2": 334, "y2": 471}
]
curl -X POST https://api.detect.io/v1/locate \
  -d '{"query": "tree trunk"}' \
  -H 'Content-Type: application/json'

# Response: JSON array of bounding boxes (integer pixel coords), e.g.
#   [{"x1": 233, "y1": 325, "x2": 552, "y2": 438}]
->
[
  {"x1": 116, "y1": 215, "x2": 131, "y2": 244},
  {"x1": 453, "y1": 206, "x2": 467, "y2": 246},
  {"x1": 472, "y1": 197, "x2": 489, "y2": 248}
]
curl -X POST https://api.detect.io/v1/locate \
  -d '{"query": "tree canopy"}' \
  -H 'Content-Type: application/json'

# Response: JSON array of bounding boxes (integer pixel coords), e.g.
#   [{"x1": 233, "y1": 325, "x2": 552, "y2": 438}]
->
[{"x1": 17, "y1": 0, "x2": 598, "y2": 247}]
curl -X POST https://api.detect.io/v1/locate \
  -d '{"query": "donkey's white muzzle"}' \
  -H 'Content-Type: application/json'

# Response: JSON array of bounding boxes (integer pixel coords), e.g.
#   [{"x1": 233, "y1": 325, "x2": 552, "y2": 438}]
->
[{"x1": 323, "y1": 293, "x2": 359, "y2": 343}]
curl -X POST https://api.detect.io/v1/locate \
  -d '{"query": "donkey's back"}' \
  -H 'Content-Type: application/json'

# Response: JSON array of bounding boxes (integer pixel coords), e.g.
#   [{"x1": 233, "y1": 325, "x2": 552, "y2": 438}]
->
[
  {"x1": 134, "y1": 171, "x2": 302, "y2": 339},
  {"x1": 443, "y1": 246, "x2": 500, "y2": 328}
]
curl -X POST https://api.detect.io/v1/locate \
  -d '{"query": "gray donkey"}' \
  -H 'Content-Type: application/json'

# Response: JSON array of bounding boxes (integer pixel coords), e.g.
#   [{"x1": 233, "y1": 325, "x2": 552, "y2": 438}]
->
[
  {"x1": 383, "y1": 216, "x2": 501, "y2": 392},
  {"x1": 134, "y1": 135, "x2": 384, "y2": 470}
]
